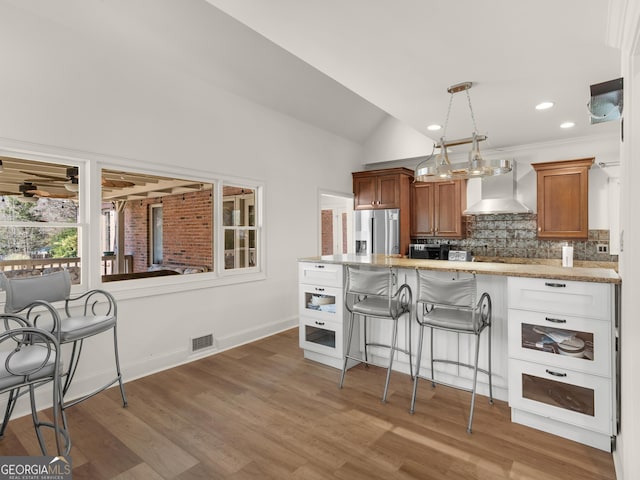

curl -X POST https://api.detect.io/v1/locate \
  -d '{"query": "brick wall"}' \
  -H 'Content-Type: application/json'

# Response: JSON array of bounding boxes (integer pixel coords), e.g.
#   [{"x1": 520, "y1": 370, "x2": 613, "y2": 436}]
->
[
  {"x1": 321, "y1": 209, "x2": 333, "y2": 255},
  {"x1": 124, "y1": 190, "x2": 213, "y2": 272}
]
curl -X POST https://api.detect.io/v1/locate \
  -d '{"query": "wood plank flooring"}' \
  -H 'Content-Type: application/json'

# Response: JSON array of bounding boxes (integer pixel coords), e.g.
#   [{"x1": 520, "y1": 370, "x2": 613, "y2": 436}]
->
[{"x1": 0, "y1": 328, "x2": 616, "y2": 479}]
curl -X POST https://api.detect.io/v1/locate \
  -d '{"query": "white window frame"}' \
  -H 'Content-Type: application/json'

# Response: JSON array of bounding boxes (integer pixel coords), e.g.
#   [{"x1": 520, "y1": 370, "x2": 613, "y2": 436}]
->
[
  {"x1": 221, "y1": 185, "x2": 260, "y2": 273},
  {"x1": 0, "y1": 140, "x2": 266, "y2": 303},
  {"x1": 217, "y1": 181, "x2": 263, "y2": 277},
  {"x1": 148, "y1": 203, "x2": 163, "y2": 265}
]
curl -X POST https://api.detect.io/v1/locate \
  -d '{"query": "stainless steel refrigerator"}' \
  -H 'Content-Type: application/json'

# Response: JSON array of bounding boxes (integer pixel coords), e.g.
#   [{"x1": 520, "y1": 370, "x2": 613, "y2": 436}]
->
[{"x1": 354, "y1": 209, "x2": 400, "y2": 255}]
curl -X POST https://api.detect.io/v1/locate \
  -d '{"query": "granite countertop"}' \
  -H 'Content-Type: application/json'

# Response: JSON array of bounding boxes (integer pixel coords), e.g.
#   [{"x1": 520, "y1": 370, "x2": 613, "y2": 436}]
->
[{"x1": 299, "y1": 254, "x2": 621, "y2": 284}]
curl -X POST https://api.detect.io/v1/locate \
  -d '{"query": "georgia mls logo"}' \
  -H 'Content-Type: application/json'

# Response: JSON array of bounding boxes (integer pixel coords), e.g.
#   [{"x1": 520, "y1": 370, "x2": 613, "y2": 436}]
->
[{"x1": 0, "y1": 455, "x2": 72, "y2": 480}]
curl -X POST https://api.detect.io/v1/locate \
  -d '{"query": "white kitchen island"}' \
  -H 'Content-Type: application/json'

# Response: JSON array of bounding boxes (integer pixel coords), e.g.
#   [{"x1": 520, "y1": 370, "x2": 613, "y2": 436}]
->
[{"x1": 298, "y1": 254, "x2": 620, "y2": 451}]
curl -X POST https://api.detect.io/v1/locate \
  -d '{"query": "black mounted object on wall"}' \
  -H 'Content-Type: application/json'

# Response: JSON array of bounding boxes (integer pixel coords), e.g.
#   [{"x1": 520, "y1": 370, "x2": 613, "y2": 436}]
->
[{"x1": 588, "y1": 77, "x2": 623, "y2": 125}]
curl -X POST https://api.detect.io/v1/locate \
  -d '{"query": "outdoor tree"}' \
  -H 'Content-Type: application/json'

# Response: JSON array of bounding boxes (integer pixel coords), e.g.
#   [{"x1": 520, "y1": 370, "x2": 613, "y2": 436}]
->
[{"x1": 0, "y1": 196, "x2": 78, "y2": 259}]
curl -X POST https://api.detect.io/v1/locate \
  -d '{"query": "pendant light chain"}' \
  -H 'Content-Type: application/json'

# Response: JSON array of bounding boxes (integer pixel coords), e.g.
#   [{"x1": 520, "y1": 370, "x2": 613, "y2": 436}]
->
[
  {"x1": 465, "y1": 89, "x2": 479, "y2": 134},
  {"x1": 441, "y1": 93, "x2": 455, "y2": 141},
  {"x1": 414, "y1": 81, "x2": 512, "y2": 182}
]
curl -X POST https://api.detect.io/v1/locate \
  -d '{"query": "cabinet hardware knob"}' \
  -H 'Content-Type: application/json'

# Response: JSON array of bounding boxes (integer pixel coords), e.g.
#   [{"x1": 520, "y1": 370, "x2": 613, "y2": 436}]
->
[
  {"x1": 315, "y1": 321, "x2": 325, "y2": 326},
  {"x1": 545, "y1": 282, "x2": 566, "y2": 288},
  {"x1": 545, "y1": 317, "x2": 567, "y2": 323},
  {"x1": 545, "y1": 369, "x2": 567, "y2": 377},
  {"x1": 315, "y1": 287, "x2": 325, "y2": 292},
  {"x1": 315, "y1": 264, "x2": 325, "y2": 269}
]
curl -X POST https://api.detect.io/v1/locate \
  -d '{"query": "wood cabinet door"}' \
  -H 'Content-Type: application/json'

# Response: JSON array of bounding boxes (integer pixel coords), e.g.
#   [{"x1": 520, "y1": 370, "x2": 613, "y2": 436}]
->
[
  {"x1": 533, "y1": 158, "x2": 593, "y2": 239},
  {"x1": 353, "y1": 175, "x2": 377, "y2": 209},
  {"x1": 411, "y1": 183, "x2": 435, "y2": 236},
  {"x1": 434, "y1": 181, "x2": 464, "y2": 237},
  {"x1": 376, "y1": 174, "x2": 400, "y2": 209}
]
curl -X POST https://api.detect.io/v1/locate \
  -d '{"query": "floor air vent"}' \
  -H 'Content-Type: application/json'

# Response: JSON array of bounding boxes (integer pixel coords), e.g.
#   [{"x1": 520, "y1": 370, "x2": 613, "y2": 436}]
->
[{"x1": 191, "y1": 334, "x2": 214, "y2": 352}]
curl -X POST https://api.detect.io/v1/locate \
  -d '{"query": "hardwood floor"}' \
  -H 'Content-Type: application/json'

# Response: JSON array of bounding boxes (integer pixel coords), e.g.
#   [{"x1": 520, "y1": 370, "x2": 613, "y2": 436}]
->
[{"x1": 0, "y1": 328, "x2": 616, "y2": 479}]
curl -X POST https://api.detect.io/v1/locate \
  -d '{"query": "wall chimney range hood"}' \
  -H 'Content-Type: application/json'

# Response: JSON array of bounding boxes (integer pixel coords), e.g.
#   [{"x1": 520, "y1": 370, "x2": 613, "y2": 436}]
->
[{"x1": 463, "y1": 164, "x2": 531, "y2": 215}]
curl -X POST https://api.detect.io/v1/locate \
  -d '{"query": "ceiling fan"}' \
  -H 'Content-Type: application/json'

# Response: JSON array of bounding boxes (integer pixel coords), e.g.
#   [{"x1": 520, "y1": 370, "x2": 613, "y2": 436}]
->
[
  {"x1": 0, "y1": 182, "x2": 76, "y2": 202},
  {"x1": 22, "y1": 167, "x2": 136, "y2": 189}
]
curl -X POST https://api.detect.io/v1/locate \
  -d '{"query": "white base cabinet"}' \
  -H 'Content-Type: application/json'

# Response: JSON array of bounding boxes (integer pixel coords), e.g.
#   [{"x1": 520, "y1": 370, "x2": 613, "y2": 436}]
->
[
  {"x1": 298, "y1": 261, "x2": 618, "y2": 451},
  {"x1": 298, "y1": 262, "x2": 359, "y2": 369},
  {"x1": 507, "y1": 277, "x2": 617, "y2": 451}
]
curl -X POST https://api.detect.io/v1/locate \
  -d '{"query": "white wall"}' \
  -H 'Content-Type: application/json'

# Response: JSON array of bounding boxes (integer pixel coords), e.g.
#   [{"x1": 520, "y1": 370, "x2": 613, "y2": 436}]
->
[
  {"x1": 614, "y1": 3, "x2": 640, "y2": 476},
  {"x1": 360, "y1": 115, "x2": 437, "y2": 164},
  {"x1": 0, "y1": 3, "x2": 362, "y2": 408}
]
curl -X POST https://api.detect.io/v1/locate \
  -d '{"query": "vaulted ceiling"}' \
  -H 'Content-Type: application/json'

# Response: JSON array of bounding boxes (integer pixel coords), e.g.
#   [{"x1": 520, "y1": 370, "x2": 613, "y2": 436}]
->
[
  {"x1": 2, "y1": 1, "x2": 622, "y2": 156},
  {"x1": 206, "y1": 0, "x2": 621, "y2": 150}
]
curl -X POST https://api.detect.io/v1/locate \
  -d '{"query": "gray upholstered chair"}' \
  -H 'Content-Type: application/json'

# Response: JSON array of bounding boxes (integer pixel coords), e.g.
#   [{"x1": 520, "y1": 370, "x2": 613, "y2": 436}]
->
[
  {"x1": 410, "y1": 270, "x2": 492, "y2": 433},
  {"x1": 0, "y1": 270, "x2": 127, "y2": 411},
  {"x1": 0, "y1": 314, "x2": 69, "y2": 455},
  {"x1": 339, "y1": 266, "x2": 412, "y2": 403}
]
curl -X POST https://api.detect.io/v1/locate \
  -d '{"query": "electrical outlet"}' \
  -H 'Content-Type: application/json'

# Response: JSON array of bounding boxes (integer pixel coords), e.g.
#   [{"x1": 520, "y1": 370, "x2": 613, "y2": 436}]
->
[{"x1": 597, "y1": 244, "x2": 609, "y2": 253}]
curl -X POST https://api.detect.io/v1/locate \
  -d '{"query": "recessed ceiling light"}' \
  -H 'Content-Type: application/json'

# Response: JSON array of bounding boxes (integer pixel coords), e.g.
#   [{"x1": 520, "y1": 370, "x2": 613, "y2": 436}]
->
[
  {"x1": 535, "y1": 101, "x2": 554, "y2": 110},
  {"x1": 427, "y1": 124, "x2": 442, "y2": 131},
  {"x1": 560, "y1": 121, "x2": 575, "y2": 129}
]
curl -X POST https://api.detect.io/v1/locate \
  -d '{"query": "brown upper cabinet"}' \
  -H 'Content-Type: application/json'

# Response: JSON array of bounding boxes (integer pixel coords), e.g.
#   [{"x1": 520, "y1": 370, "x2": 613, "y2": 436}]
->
[
  {"x1": 410, "y1": 180, "x2": 466, "y2": 238},
  {"x1": 532, "y1": 157, "x2": 594, "y2": 240},
  {"x1": 352, "y1": 168, "x2": 413, "y2": 210}
]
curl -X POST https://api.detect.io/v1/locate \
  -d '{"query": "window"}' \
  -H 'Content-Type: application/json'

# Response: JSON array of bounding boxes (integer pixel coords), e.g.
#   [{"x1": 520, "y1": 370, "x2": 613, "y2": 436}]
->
[
  {"x1": 149, "y1": 204, "x2": 163, "y2": 264},
  {"x1": 100, "y1": 168, "x2": 214, "y2": 280},
  {"x1": 0, "y1": 157, "x2": 82, "y2": 284},
  {"x1": 223, "y1": 185, "x2": 257, "y2": 270},
  {"x1": 0, "y1": 154, "x2": 263, "y2": 287}
]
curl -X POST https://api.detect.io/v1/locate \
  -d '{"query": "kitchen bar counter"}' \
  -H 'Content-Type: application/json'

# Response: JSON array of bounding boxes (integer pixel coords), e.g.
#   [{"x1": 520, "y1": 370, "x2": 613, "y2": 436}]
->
[{"x1": 299, "y1": 254, "x2": 620, "y2": 284}]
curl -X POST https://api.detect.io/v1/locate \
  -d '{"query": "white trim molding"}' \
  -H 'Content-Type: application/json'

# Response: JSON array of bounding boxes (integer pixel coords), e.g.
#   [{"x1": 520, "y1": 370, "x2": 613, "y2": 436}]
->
[{"x1": 607, "y1": 0, "x2": 640, "y2": 53}]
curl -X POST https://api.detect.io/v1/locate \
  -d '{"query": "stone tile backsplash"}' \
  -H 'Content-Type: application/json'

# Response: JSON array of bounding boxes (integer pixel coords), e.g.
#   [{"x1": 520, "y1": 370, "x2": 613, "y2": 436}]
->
[{"x1": 413, "y1": 213, "x2": 618, "y2": 262}]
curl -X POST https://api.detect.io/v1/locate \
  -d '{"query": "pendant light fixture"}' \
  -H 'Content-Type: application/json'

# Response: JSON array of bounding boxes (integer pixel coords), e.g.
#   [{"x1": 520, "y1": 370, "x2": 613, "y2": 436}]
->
[{"x1": 415, "y1": 82, "x2": 512, "y2": 182}]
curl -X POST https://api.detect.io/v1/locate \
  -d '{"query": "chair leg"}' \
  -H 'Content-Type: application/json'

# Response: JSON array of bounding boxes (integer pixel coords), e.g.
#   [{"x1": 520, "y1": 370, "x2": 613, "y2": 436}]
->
[
  {"x1": 382, "y1": 318, "x2": 399, "y2": 403},
  {"x1": 62, "y1": 326, "x2": 127, "y2": 410},
  {"x1": 363, "y1": 316, "x2": 369, "y2": 367},
  {"x1": 339, "y1": 312, "x2": 355, "y2": 389},
  {"x1": 407, "y1": 312, "x2": 413, "y2": 380},
  {"x1": 488, "y1": 324, "x2": 494, "y2": 404},
  {"x1": 467, "y1": 333, "x2": 482, "y2": 434},
  {"x1": 410, "y1": 323, "x2": 425, "y2": 414},
  {"x1": 62, "y1": 340, "x2": 83, "y2": 397},
  {"x1": 113, "y1": 325, "x2": 128, "y2": 407},
  {"x1": 28, "y1": 384, "x2": 48, "y2": 455},
  {"x1": 0, "y1": 388, "x2": 19, "y2": 438},
  {"x1": 429, "y1": 326, "x2": 436, "y2": 388}
]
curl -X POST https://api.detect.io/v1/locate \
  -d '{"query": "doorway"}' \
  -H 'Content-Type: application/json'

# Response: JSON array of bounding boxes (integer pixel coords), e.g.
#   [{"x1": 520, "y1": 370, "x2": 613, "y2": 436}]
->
[{"x1": 319, "y1": 192, "x2": 353, "y2": 256}]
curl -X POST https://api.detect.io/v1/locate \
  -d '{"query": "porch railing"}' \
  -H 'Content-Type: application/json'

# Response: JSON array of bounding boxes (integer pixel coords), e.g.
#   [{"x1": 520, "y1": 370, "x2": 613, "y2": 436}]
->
[{"x1": 0, "y1": 255, "x2": 133, "y2": 276}]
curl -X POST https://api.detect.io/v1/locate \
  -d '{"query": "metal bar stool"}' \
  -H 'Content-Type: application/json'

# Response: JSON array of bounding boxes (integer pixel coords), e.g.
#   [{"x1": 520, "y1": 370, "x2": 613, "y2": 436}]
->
[
  {"x1": 1, "y1": 270, "x2": 127, "y2": 412},
  {"x1": 0, "y1": 314, "x2": 70, "y2": 456},
  {"x1": 409, "y1": 270, "x2": 492, "y2": 433},
  {"x1": 339, "y1": 266, "x2": 412, "y2": 403}
]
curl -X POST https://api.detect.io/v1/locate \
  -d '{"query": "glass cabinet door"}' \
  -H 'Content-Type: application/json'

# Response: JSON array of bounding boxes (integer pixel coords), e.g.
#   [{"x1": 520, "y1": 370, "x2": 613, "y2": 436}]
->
[
  {"x1": 508, "y1": 358, "x2": 611, "y2": 433},
  {"x1": 508, "y1": 309, "x2": 610, "y2": 376},
  {"x1": 521, "y1": 324, "x2": 593, "y2": 360},
  {"x1": 304, "y1": 324, "x2": 336, "y2": 349},
  {"x1": 299, "y1": 284, "x2": 340, "y2": 320},
  {"x1": 522, "y1": 372, "x2": 594, "y2": 416}
]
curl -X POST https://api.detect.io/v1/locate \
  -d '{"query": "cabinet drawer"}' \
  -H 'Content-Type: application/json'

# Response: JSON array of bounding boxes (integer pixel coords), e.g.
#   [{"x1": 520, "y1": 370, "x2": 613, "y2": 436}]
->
[
  {"x1": 299, "y1": 316, "x2": 344, "y2": 359},
  {"x1": 299, "y1": 262, "x2": 343, "y2": 287},
  {"x1": 508, "y1": 358, "x2": 612, "y2": 434},
  {"x1": 508, "y1": 309, "x2": 611, "y2": 377},
  {"x1": 508, "y1": 277, "x2": 611, "y2": 319},
  {"x1": 299, "y1": 284, "x2": 343, "y2": 323}
]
